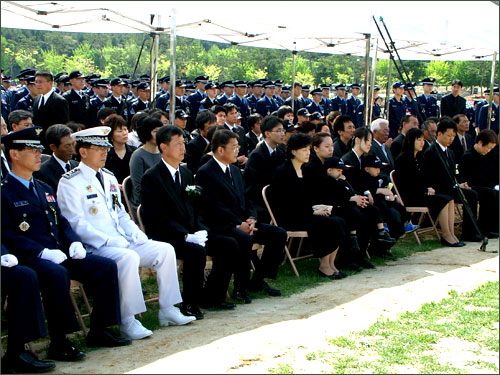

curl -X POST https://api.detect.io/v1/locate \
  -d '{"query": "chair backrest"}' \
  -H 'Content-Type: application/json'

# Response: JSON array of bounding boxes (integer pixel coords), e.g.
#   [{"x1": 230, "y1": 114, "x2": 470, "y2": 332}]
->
[
  {"x1": 389, "y1": 170, "x2": 406, "y2": 207},
  {"x1": 136, "y1": 204, "x2": 145, "y2": 232},
  {"x1": 262, "y1": 185, "x2": 279, "y2": 226},
  {"x1": 121, "y1": 176, "x2": 134, "y2": 215}
]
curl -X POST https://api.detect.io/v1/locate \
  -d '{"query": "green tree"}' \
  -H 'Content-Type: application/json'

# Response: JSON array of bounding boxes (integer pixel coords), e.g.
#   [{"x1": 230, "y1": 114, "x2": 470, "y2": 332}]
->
[{"x1": 38, "y1": 47, "x2": 67, "y2": 73}]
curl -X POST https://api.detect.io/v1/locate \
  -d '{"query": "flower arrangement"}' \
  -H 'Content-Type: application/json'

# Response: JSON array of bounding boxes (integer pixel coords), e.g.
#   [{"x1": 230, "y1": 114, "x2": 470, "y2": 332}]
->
[{"x1": 185, "y1": 185, "x2": 202, "y2": 197}]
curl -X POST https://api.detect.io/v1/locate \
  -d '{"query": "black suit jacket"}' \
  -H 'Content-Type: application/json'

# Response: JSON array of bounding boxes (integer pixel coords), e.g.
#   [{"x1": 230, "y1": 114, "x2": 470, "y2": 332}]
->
[
  {"x1": 458, "y1": 146, "x2": 498, "y2": 189},
  {"x1": 449, "y1": 133, "x2": 474, "y2": 165},
  {"x1": 244, "y1": 141, "x2": 286, "y2": 211},
  {"x1": 140, "y1": 161, "x2": 207, "y2": 242},
  {"x1": 195, "y1": 157, "x2": 257, "y2": 233},
  {"x1": 184, "y1": 134, "x2": 210, "y2": 174},
  {"x1": 369, "y1": 140, "x2": 394, "y2": 182},
  {"x1": 389, "y1": 133, "x2": 405, "y2": 159},
  {"x1": 33, "y1": 155, "x2": 78, "y2": 192},
  {"x1": 63, "y1": 89, "x2": 91, "y2": 126},
  {"x1": 33, "y1": 91, "x2": 70, "y2": 131},
  {"x1": 224, "y1": 123, "x2": 248, "y2": 157},
  {"x1": 440, "y1": 94, "x2": 466, "y2": 118},
  {"x1": 423, "y1": 142, "x2": 458, "y2": 196},
  {"x1": 245, "y1": 131, "x2": 260, "y2": 154},
  {"x1": 341, "y1": 150, "x2": 364, "y2": 194}
]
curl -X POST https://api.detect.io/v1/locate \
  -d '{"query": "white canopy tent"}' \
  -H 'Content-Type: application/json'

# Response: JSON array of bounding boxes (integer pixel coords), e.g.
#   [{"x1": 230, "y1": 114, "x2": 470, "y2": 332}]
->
[{"x1": 2, "y1": 0, "x2": 498, "y2": 124}]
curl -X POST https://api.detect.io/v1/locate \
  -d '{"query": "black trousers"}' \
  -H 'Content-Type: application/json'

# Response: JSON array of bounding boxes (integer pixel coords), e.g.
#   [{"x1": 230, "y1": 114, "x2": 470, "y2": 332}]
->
[
  {"x1": 453, "y1": 188, "x2": 480, "y2": 239},
  {"x1": 170, "y1": 239, "x2": 207, "y2": 306},
  {"x1": 23, "y1": 254, "x2": 121, "y2": 339},
  {"x1": 222, "y1": 222, "x2": 287, "y2": 290},
  {"x1": 472, "y1": 186, "x2": 499, "y2": 234},
  {"x1": 2, "y1": 265, "x2": 46, "y2": 353},
  {"x1": 374, "y1": 196, "x2": 408, "y2": 240}
]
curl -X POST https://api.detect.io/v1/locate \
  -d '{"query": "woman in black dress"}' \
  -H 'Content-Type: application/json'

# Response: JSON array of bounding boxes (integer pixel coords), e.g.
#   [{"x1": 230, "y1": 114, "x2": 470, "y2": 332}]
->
[
  {"x1": 270, "y1": 133, "x2": 348, "y2": 278},
  {"x1": 104, "y1": 114, "x2": 137, "y2": 186},
  {"x1": 394, "y1": 128, "x2": 459, "y2": 246}
]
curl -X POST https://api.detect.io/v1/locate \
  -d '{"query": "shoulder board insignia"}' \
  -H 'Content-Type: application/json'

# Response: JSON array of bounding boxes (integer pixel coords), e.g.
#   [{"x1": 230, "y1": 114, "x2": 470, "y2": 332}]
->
[
  {"x1": 101, "y1": 168, "x2": 115, "y2": 176},
  {"x1": 63, "y1": 168, "x2": 81, "y2": 179}
]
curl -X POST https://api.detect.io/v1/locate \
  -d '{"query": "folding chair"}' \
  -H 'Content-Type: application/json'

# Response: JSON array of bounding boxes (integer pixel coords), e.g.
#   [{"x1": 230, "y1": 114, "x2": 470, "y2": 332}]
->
[
  {"x1": 262, "y1": 185, "x2": 312, "y2": 277},
  {"x1": 120, "y1": 176, "x2": 134, "y2": 220},
  {"x1": 69, "y1": 280, "x2": 92, "y2": 337},
  {"x1": 390, "y1": 170, "x2": 441, "y2": 245}
]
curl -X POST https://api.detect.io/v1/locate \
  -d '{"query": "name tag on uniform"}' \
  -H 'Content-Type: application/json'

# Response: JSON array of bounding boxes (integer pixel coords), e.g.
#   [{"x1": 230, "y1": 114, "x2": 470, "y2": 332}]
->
[
  {"x1": 86, "y1": 194, "x2": 98, "y2": 199},
  {"x1": 14, "y1": 200, "x2": 29, "y2": 207}
]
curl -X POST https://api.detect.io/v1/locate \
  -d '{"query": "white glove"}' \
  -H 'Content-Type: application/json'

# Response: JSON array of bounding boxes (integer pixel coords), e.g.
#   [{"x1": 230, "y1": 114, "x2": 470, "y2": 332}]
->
[
  {"x1": 131, "y1": 230, "x2": 148, "y2": 245},
  {"x1": 1, "y1": 254, "x2": 18, "y2": 268},
  {"x1": 106, "y1": 236, "x2": 130, "y2": 248},
  {"x1": 194, "y1": 230, "x2": 208, "y2": 246},
  {"x1": 186, "y1": 233, "x2": 199, "y2": 245},
  {"x1": 495, "y1": 185, "x2": 499, "y2": 191},
  {"x1": 40, "y1": 249, "x2": 67, "y2": 264},
  {"x1": 69, "y1": 242, "x2": 87, "y2": 260}
]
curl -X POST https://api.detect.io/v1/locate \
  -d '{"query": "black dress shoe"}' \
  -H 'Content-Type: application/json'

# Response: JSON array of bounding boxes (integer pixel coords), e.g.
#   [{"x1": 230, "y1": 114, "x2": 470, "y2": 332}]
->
[
  {"x1": 318, "y1": 269, "x2": 334, "y2": 278},
  {"x1": 441, "y1": 238, "x2": 463, "y2": 247},
  {"x1": 332, "y1": 271, "x2": 347, "y2": 280},
  {"x1": 86, "y1": 328, "x2": 131, "y2": 347},
  {"x1": 199, "y1": 300, "x2": 237, "y2": 310},
  {"x1": 349, "y1": 234, "x2": 361, "y2": 252},
  {"x1": 180, "y1": 303, "x2": 204, "y2": 320},
  {"x1": 376, "y1": 229, "x2": 396, "y2": 244},
  {"x1": 344, "y1": 261, "x2": 363, "y2": 272},
  {"x1": 358, "y1": 258, "x2": 375, "y2": 269},
  {"x1": 249, "y1": 280, "x2": 282, "y2": 296},
  {"x1": 47, "y1": 339, "x2": 86, "y2": 362},
  {"x1": 485, "y1": 232, "x2": 499, "y2": 239},
  {"x1": 232, "y1": 288, "x2": 252, "y2": 304},
  {"x1": 3, "y1": 351, "x2": 56, "y2": 373}
]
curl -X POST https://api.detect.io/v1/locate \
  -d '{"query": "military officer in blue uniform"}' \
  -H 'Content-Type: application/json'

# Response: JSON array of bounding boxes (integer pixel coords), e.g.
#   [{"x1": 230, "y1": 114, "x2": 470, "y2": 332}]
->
[
  {"x1": 228, "y1": 80, "x2": 251, "y2": 131},
  {"x1": 403, "y1": 82, "x2": 419, "y2": 118},
  {"x1": 347, "y1": 83, "x2": 362, "y2": 127},
  {"x1": 246, "y1": 81, "x2": 264, "y2": 113},
  {"x1": 9, "y1": 68, "x2": 36, "y2": 110},
  {"x1": 356, "y1": 86, "x2": 381, "y2": 127},
  {"x1": 155, "y1": 76, "x2": 170, "y2": 102},
  {"x1": 478, "y1": 87, "x2": 499, "y2": 134},
  {"x1": 306, "y1": 88, "x2": 324, "y2": 116},
  {"x1": 1, "y1": 73, "x2": 13, "y2": 121},
  {"x1": 255, "y1": 81, "x2": 279, "y2": 117},
  {"x1": 101, "y1": 78, "x2": 131, "y2": 125},
  {"x1": 14, "y1": 75, "x2": 37, "y2": 112},
  {"x1": 331, "y1": 83, "x2": 348, "y2": 114},
  {"x1": 186, "y1": 75, "x2": 208, "y2": 131},
  {"x1": 417, "y1": 77, "x2": 439, "y2": 120},
  {"x1": 53, "y1": 72, "x2": 68, "y2": 94},
  {"x1": 388, "y1": 81, "x2": 407, "y2": 138},
  {"x1": 1, "y1": 127, "x2": 131, "y2": 362},
  {"x1": 273, "y1": 80, "x2": 285, "y2": 107},
  {"x1": 300, "y1": 84, "x2": 312, "y2": 107},
  {"x1": 319, "y1": 83, "x2": 332, "y2": 116},
  {"x1": 89, "y1": 79, "x2": 110, "y2": 127},
  {"x1": 130, "y1": 81, "x2": 151, "y2": 117},
  {"x1": 63, "y1": 70, "x2": 92, "y2": 126},
  {"x1": 165, "y1": 80, "x2": 192, "y2": 125},
  {"x1": 215, "y1": 80, "x2": 235, "y2": 106},
  {"x1": 84, "y1": 74, "x2": 101, "y2": 97},
  {"x1": 475, "y1": 89, "x2": 490, "y2": 126},
  {"x1": 199, "y1": 82, "x2": 219, "y2": 111}
]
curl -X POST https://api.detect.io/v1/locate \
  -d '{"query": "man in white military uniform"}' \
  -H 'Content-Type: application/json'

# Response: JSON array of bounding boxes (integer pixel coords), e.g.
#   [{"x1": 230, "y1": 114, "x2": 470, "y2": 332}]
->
[{"x1": 57, "y1": 126, "x2": 195, "y2": 341}]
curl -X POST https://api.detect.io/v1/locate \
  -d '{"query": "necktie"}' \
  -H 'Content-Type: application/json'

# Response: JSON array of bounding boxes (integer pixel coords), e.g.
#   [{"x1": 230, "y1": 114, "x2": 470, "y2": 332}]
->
[
  {"x1": 65, "y1": 163, "x2": 71, "y2": 172},
  {"x1": 461, "y1": 136, "x2": 466, "y2": 151},
  {"x1": 174, "y1": 170, "x2": 182, "y2": 190},
  {"x1": 381, "y1": 144, "x2": 389, "y2": 161},
  {"x1": 29, "y1": 181, "x2": 39, "y2": 202},
  {"x1": 225, "y1": 167, "x2": 234, "y2": 186},
  {"x1": 96, "y1": 171, "x2": 105, "y2": 190},
  {"x1": 270, "y1": 150, "x2": 277, "y2": 164},
  {"x1": 39, "y1": 96, "x2": 45, "y2": 109}
]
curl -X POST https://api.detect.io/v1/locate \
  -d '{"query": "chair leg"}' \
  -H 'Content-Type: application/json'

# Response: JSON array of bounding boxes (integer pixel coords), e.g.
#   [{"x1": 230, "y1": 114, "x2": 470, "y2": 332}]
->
[
  {"x1": 283, "y1": 245, "x2": 300, "y2": 277},
  {"x1": 69, "y1": 289, "x2": 88, "y2": 337},
  {"x1": 296, "y1": 237, "x2": 305, "y2": 257},
  {"x1": 413, "y1": 230, "x2": 422, "y2": 245},
  {"x1": 428, "y1": 213, "x2": 441, "y2": 240}
]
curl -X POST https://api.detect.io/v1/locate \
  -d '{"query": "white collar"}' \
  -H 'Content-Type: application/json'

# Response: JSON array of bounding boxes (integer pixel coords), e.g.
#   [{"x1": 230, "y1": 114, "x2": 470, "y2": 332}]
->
[
  {"x1": 264, "y1": 140, "x2": 276, "y2": 155},
  {"x1": 113, "y1": 95, "x2": 122, "y2": 103},
  {"x1": 436, "y1": 140, "x2": 447, "y2": 152},
  {"x1": 41, "y1": 88, "x2": 54, "y2": 103},
  {"x1": 53, "y1": 154, "x2": 71, "y2": 171},
  {"x1": 162, "y1": 158, "x2": 180, "y2": 182},
  {"x1": 213, "y1": 156, "x2": 229, "y2": 174},
  {"x1": 225, "y1": 122, "x2": 235, "y2": 131},
  {"x1": 373, "y1": 139, "x2": 383, "y2": 147}
]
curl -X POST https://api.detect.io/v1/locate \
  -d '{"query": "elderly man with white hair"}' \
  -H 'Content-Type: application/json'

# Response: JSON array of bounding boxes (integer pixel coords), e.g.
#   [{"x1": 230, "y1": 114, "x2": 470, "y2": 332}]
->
[{"x1": 369, "y1": 118, "x2": 395, "y2": 183}]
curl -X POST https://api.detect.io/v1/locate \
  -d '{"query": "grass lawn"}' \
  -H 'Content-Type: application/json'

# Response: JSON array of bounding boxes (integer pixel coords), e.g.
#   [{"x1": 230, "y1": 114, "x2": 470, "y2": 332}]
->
[{"x1": 268, "y1": 281, "x2": 499, "y2": 374}]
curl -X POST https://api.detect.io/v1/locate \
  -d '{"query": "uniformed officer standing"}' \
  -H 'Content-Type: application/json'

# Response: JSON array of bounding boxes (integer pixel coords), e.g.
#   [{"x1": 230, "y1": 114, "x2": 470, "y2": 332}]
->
[
  {"x1": 300, "y1": 84, "x2": 312, "y2": 107},
  {"x1": 1, "y1": 127, "x2": 130, "y2": 362},
  {"x1": 356, "y1": 86, "x2": 381, "y2": 127},
  {"x1": 228, "y1": 80, "x2": 251, "y2": 131},
  {"x1": 319, "y1": 83, "x2": 332, "y2": 116},
  {"x1": 403, "y1": 82, "x2": 419, "y2": 118},
  {"x1": 387, "y1": 81, "x2": 407, "y2": 138},
  {"x1": 215, "y1": 80, "x2": 235, "y2": 106},
  {"x1": 100, "y1": 78, "x2": 131, "y2": 125},
  {"x1": 130, "y1": 81, "x2": 151, "y2": 117},
  {"x1": 478, "y1": 87, "x2": 499, "y2": 134},
  {"x1": 255, "y1": 81, "x2": 279, "y2": 117},
  {"x1": 1, "y1": 73, "x2": 12, "y2": 122},
  {"x1": 331, "y1": 84, "x2": 348, "y2": 114},
  {"x1": 89, "y1": 79, "x2": 110, "y2": 127},
  {"x1": 273, "y1": 80, "x2": 285, "y2": 107},
  {"x1": 63, "y1": 70, "x2": 92, "y2": 126},
  {"x1": 246, "y1": 81, "x2": 264, "y2": 113},
  {"x1": 475, "y1": 89, "x2": 490, "y2": 126},
  {"x1": 9, "y1": 68, "x2": 36, "y2": 110},
  {"x1": 417, "y1": 77, "x2": 439, "y2": 119},
  {"x1": 186, "y1": 75, "x2": 208, "y2": 122},
  {"x1": 347, "y1": 83, "x2": 362, "y2": 127},
  {"x1": 155, "y1": 76, "x2": 170, "y2": 103},
  {"x1": 14, "y1": 75, "x2": 39, "y2": 112},
  {"x1": 306, "y1": 88, "x2": 324, "y2": 116},
  {"x1": 57, "y1": 126, "x2": 195, "y2": 341},
  {"x1": 199, "y1": 82, "x2": 218, "y2": 111},
  {"x1": 165, "y1": 80, "x2": 192, "y2": 127}
]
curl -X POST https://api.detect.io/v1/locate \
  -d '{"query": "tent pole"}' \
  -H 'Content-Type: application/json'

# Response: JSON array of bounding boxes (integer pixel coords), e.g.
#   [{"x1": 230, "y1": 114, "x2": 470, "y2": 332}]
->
[
  {"x1": 291, "y1": 48, "x2": 297, "y2": 117},
  {"x1": 149, "y1": 31, "x2": 159, "y2": 104},
  {"x1": 386, "y1": 57, "x2": 392, "y2": 122},
  {"x1": 363, "y1": 33, "x2": 371, "y2": 129},
  {"x1": 367, "y1": 38, "x2": 378, "y2": 126},
  {"x1": 486, "y1": 51, "x2": 497, "y2": 130},
  {"x1": 169, "y1": 8, "x2": 177, "y2": 126}
]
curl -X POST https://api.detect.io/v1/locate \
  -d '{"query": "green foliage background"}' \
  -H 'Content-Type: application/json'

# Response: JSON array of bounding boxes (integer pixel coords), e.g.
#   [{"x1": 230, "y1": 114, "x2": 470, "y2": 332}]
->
[{"x1": 1, "y1": 28, "x2": 497, "y2": 93}]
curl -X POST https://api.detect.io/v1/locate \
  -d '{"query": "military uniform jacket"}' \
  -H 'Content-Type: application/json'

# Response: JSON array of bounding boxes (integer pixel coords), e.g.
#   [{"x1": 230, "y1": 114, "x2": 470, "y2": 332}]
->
[
  {"x1": 478, "y1": 103, "x2": 499, "y2": 134},
  {"x1": 155, "y1": 92, "x2": 170, "y2": 111},
  {"x1": 403, "y1": 96, "x2": 419, "y2": 117},
  {"x1": 56, "y1": 163, "x2": 141, "y2": 250},
  {"x1": 274, "y1": 95, "x2": 285, "y2": 107},
  {"x1": 1, "y1": 86, "x2": 11, "y2": 121},
  {"x1": 9, "y1": 86, "x2": 29, "y2": 110},
  {"x1": 186, "y1": 90, "x2": 206, "y2": 115},
  {"x1": 228, "y1": 94, "x2": 251, "y2": 124},
  {"x1": 199, "y1": 96, "x2": 216, "y2": 111},
  {"x1": 140, "y1": 161, "x2": 208, "y2": 242},
  {"x1": 246, "y1": 94, "x2": 260, "y2": 112},
  {"x1": 387, "y1": 97, "x2": 407, "y2": 138},
  {"x1": 347, "y1": 96, "x2": 361, "y2": 126},
  {"x1": 101, "y1": 96, "x2": 130, "y2": 123},
  {"x1": 14, "y1": 94, "x2": 34, "y2": 112},
  {"x1": 255, "y1": 96, "x2": 279, "y2": 117},
  {"x1": 355, "y1": 103, "x2": 381, "y2": 128},
  {"x1": 475, "y1": 100, "x2": 488, "y2": 125},
  {"x1": 299, "y1": 96, "x2": 312, "y2": 108},
  {"x1": 306, "y1": 101, "x2": 324, "y2": 116},
  {"x1": 90, "y1": 96, "x2": 104, "y2": 127},
  {"x1": 417, "y1": 94, "x2": 439, "y2": 119},
  {"x1": 130, "y1": 99, "x2": 149, "y2": 117},
  {"x1": 166, "y1": 96, "x2": 191, "y2": 116},
  {"x1": 331, "y1": 96, "x2": 347, "y2": 115},
  {"x1": 1, "y1": 175, "x2": 79, "y2": 262},
  {"x1": 63, "y1": 89, "x2": 91, "y2": 126},
  {"x1": 215, "y1": 93, "x2": 231, "y2": 106}
]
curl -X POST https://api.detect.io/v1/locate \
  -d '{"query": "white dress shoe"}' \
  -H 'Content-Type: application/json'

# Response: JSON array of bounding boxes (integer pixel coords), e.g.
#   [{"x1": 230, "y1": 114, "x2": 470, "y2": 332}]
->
[
  {"x1": 120, "y1": 319, "x2": 153, "y2": 340},
  {"x1": 159, "y1": 307, "x2": 196, "y2": 327}
]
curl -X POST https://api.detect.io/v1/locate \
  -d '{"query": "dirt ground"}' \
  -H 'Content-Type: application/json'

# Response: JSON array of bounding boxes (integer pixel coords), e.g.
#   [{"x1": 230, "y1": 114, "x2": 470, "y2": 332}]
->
[{"x1": 52, "y1": 242, "x2": 499, "y2": 374}]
